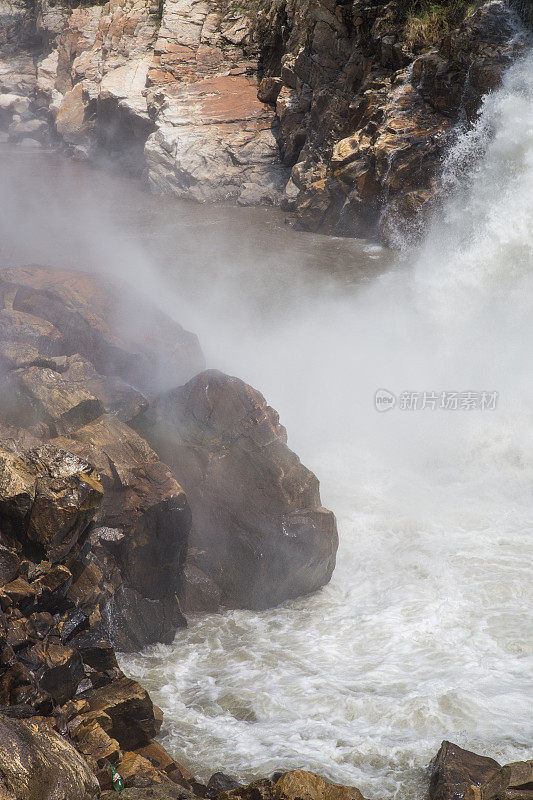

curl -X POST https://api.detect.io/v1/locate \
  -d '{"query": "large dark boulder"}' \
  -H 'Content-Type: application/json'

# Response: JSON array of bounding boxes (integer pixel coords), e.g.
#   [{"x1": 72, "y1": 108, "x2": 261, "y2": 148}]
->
[
  {"x1": 136, "y1": 369, "x2": 338, "y2": 611},
  {"x1": 0, "y1": 714, "x2": 100, "y2": 799},
  {"x1": 429, "y1": 741, "x2": 501, "y2": 800}
]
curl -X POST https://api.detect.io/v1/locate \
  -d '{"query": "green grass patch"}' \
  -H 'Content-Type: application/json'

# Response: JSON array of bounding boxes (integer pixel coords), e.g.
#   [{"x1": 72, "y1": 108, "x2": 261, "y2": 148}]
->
[{"x1": 400, "y1": 0, "x2": 479, "y2": 50}]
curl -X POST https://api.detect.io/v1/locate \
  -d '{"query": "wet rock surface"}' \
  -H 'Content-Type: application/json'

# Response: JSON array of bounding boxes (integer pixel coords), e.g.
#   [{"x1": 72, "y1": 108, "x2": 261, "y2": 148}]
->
[
  {"x1": 428, "y1": 742, "x2": 533, "y2": 800},
  {"x1": 136, "y1": 369, "x2": 338, "y2": 611},
  {"x1": 0, "y1": 263, "x2": 342, "y2": 793},
  {"x1": 0, "y1": 262, "x2": 343, "y2": 793},
  {"x1": 253, "y1": 0, "x2": 528, "y2": 242},
  {"x1": 0, "y1": 266, "x2": 338, "y2": 621},
  {"x1": 429, "y1": 741, "x2": 502, "y2": 800},
  {"x1": 0, "y1": 714, "x2": 100, "y2": 800}
]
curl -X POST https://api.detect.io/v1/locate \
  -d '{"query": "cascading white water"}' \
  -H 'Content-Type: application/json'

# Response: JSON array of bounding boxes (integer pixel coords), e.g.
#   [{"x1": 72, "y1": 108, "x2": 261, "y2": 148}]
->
[{"x1": 120, "y1": 46, "x2": 533, "y2": 799}]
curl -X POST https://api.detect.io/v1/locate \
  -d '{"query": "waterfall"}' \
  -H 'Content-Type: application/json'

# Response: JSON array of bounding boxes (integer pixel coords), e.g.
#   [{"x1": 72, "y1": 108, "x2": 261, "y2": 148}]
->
[{"x1": 120, "y1": 44, "x2": 533, "y2": 800}]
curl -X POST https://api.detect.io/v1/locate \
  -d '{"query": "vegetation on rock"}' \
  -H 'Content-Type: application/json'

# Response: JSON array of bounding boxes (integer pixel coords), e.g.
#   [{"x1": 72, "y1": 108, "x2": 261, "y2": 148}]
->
[{"x1": 401, "y1": 0, "x2": 481, "y2": 49}]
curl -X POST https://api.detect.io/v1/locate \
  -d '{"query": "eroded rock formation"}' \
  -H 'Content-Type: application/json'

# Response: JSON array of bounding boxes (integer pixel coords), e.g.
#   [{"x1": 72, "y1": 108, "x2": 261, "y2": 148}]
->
[
  {"x1": 135, "y1": 369, "x2": 338, "y2": 611},
  {"x1": 0, "y1": 0, "x2": 529, "y2": 242},
  {"x1": 0, "y1": 265, "x2": 338, "y2": 623}
]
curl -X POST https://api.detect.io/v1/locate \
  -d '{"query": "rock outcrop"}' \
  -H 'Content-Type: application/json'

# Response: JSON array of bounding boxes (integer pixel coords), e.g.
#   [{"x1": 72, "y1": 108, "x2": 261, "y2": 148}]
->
[
  {"x1": 0, "y1": 441, "x2": 184, "y2": 793},
  {"x1": 0, "y1": 265, "x2": 204, "y2": 392},
  {"x1": 136, "y1": 369, "x2": 338, "y2": 611},
  {"x1": 1, "y1": 0, "x2": 529, "y2": 241},
  {"x1": 0, "y1": 265, "x2": 338, "y2": 620},
  {"x1": 252, "y1": 0, "x2": 527, "y2": 242},
  {"x1": 0, "y1": 0, "x2": 288, "y2": 202},
  {"x1": 0, "y1": 263, "x2": 341, "y2": 797},
  {"x1": 0, "y1": 714, "x2": 100, "y2": 800},
  {"x1": 428, "y1": 742, "x2": 533, "y2": 800}
]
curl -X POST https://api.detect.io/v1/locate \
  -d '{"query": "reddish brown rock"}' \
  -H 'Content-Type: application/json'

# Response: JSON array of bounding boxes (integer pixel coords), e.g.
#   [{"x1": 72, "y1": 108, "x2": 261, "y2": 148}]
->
[
  {"x1": 0, "y1": 307, "x2": 64, "y2": 366},
  {"x1": 24, "y1": 445, "x2": 103, "y2": 563},
  {"x1": 51, "y1": 354, "x2": 148, "y2": 423},
  {"x1": 0, "y1": 362, "x2": 103, "y2": 437},
  {"x1": 2, "y1": 577, "x2": 36, "y2": 612},
  {"x1": 0, "y1": 443, "x2": 103, "y2": 563},
  {"x1": 117, "y1": 750, "x2": 167, "y2": 787},
  {"x1": 1, "y1": 353, "x2": 147, "y2": 428},
  {"x1": 69, "y1": 716, "x2": 121, "y2": 769},
  {"x1": 429, "y1": 741, "x2": 501, "y2": 800},
  {"x1": 137, "y1": 369, "x2": 338, "y2": 611},
  {"x1": 275, "y1": 771, "x2": 367, "y2": 800},
  {"x1": 52, "y1": 414, "x2": 191, "y2": 605},
  {"x1": 465, "y1": 760, "x2": 533, "y2": 800},
  {"x1": 55, "y1": 81, "x2": 90, "y2": 147},
  {"x1": 134, "y1": 740, "x2": 193, "y2": 782}
]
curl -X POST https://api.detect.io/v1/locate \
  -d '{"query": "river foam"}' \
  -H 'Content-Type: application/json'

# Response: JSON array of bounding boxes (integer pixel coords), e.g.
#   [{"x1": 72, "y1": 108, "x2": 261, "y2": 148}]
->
[{"x1": 121, "y1": 47, "x2": 533, "y2": 798}]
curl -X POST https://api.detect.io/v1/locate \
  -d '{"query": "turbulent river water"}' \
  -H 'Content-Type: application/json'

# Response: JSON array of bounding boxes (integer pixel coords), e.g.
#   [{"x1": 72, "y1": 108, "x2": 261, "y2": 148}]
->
[{"x1": 1, "y1": 45, "x2": 533, "y2": 800}]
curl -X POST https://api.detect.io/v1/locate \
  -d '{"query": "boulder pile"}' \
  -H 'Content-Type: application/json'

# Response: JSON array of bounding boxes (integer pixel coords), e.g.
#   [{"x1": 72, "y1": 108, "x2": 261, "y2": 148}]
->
[
  {"x1": 0, "y1": 265, "x2": 338, "y2": 629},
  {"x1": 0, "y1": 263, "x2": 340, "y2": 793}
]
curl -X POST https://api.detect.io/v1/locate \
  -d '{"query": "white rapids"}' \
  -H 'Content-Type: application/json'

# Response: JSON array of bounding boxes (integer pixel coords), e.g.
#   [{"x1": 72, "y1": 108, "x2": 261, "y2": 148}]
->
[{"x1": 121, "y1": 47, "x2": 533, "y2": 799}]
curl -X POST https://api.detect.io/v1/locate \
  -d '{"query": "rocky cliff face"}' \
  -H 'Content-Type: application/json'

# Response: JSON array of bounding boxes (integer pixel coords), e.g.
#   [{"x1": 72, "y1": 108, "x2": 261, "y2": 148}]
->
[
  {"x1": 0, "y1": 0, "x2": 529, "y2": 242},
  {"x1": 258, "y1": 0, "x2": 528, "y2": 242},
  {"x1": 252, "y1": 0, "x2": 527, "y2": 242}
]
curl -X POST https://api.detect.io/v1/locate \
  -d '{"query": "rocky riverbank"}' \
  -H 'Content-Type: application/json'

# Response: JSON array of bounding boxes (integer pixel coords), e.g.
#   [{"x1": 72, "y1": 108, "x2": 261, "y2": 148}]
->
[
  {"x1": 0, "y1": 263, "x2": 339, "y2": 793},
  {"x1": 0, "y1": 0, "x2": 530, "y2": 242},
  {"x1": 0, "y1": 264, "x2": 530, "y2": 798}
]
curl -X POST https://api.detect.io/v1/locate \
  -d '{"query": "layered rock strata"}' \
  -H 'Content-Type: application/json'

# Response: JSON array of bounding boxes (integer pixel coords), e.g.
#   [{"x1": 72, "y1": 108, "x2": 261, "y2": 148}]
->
[{"x1": 0, "y1": 0, "x2": 529, "y2": 241}]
